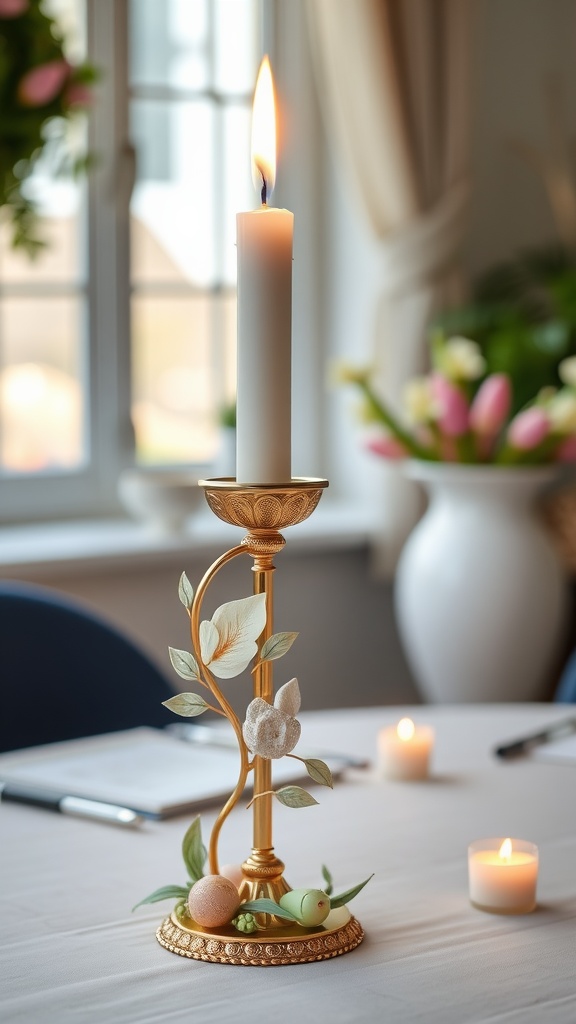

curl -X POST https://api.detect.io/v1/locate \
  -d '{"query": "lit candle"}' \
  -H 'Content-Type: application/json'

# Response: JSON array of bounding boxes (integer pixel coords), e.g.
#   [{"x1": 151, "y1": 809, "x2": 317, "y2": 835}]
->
[
  {"x1": 378, "y1": 718, "x2": 434, "y2": 780},
  {"x1": 468, "y1": 837, "x2": 538, "y2": 914},
  {"x1": 236, "y1": 55, "x2": 293, "y2": 484}
]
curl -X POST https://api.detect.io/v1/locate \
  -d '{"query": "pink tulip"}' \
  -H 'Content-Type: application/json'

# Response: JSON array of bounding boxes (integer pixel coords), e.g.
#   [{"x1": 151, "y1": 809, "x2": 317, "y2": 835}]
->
[
  {"x1": 18, "y1": 60, "x2": 70, "y2": 107},
  {"x1": 431, "y1": 373, "x2": 469, "y2": 437},
  {"x1": 555, "y1": 435, "x2": 576, "y2": 462},
  {"x1": 365, "y1": 435, "x2": 407, "y2": 460},
  {"x1": 469, "y1": 374, "x2": 511, "y2": 435},
  {"x1": 507, "y1": 407, "x2": 549, "y2": 450},
  {"x1": 0, "y1": 0, "x2": 29, "y2": 16}
]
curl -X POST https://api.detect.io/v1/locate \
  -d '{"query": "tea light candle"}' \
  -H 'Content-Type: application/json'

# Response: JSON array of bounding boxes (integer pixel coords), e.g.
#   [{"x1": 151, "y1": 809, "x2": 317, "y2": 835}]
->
[
  {"x1": 468, "y1": 837, "x2": 538, "y2": 914},
  {"x1": 378, "y1": 718, "x2": 434, "y2": 780}
]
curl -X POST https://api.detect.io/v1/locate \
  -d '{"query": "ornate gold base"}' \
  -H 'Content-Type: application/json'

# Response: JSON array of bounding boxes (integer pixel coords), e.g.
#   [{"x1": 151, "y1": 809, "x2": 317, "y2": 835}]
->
[{"x1": 156, "y1": 911, "x2": 364, "y2": 966}]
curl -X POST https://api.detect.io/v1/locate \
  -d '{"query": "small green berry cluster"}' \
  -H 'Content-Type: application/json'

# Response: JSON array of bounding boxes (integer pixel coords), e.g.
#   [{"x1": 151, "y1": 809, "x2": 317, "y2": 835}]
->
[{"x1": 231, "y1": 912, "x2": 260, "y2": 934}]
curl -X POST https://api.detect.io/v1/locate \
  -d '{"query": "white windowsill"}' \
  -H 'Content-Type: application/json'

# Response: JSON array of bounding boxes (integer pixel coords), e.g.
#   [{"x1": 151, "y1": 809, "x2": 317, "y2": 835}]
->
[{"x1": 0, "y1": 500, "x2": 375, "y2": 579}]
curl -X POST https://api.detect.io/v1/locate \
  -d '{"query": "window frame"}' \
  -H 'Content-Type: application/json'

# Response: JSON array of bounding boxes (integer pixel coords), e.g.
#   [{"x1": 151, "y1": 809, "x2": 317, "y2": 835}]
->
[{"x1": 0, "y1": 0, "x2": 330, "y2": 525}]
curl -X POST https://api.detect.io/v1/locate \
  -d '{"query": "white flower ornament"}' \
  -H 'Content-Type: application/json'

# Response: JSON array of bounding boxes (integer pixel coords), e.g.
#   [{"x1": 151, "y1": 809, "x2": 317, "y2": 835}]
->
[{"x1": 243, "y1": 678, "x2": 301, "y2": 759}]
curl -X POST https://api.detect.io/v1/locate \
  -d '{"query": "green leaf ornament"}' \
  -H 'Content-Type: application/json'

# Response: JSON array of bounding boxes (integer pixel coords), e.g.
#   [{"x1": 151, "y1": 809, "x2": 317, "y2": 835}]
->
[
  {"x1": 329, "y1": 874, "x2": 374, "y2": 909},
  {"x1": 168, "y1": 647, "x2": 200, "y2": 681},
  {"x1": 178, "y1": 571, "x2": 194, "y2": 612},
  {"x1": 162, "y1": 692, "x2": 209, "y2": 717},
  {"x1": 304, "y1": 758, "x2": 334, "y2": 789},
  {"x1": 238, "y1": 898, "x2": 298, "y2": 922},
  {"x1": 274, "y1": 785, "x2": 319, "y2": 809},
  {"x1": 181, "y1": 817, "x2": 207, "y2": 883},
  {"x1": 132, "y1": 885, "x2": 190, "y2": 911},
  {"x1": 259, "y1": 631, "x2": 299, "y2": 663}
]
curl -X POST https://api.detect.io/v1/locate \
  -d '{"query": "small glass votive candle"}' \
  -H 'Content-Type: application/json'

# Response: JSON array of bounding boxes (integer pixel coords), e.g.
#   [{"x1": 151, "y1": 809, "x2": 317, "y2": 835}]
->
[
  {"x1": 378, "y1": 718, "x2": 434, "y2": 780},
  {"x1": 468, "y1": 837, "x2": 538, "y2": 914}
]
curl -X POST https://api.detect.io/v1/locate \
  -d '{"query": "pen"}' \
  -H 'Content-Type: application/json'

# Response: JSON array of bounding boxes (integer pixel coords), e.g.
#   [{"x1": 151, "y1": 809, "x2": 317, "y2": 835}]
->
[
  {"x1": 0, "y1": 781, "x2": 145, "y2": 828},
  {"x1": 167, "y1": 722, "x2": 371, "y2": 769},
  {"x1": 494, "y1": 717, "x2": 576, "y2": 760}
]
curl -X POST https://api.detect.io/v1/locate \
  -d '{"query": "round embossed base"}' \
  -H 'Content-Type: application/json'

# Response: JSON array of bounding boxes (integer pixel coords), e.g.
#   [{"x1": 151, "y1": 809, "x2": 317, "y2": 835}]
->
[{"x1": 156, "y1": 912, "x2": 364, "y2": 966}]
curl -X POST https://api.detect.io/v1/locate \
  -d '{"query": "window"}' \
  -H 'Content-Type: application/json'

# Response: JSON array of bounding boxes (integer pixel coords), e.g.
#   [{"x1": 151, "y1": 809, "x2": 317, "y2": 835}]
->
[{"x1": 0, "y1": 0, "x2": 263, "y2": 521}]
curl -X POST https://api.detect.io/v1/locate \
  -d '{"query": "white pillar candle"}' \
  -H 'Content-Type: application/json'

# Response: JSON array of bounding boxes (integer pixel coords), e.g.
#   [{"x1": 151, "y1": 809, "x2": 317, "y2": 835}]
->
[
  {"x1": 468, "y1": 837, "x2": 538, "y2": 914},
  {"x1": 236, "y1": 56, "x2": 293, "y2": 484},
  {"x1": 378, "y1": 718, "x2": 434, "y2": 780}
]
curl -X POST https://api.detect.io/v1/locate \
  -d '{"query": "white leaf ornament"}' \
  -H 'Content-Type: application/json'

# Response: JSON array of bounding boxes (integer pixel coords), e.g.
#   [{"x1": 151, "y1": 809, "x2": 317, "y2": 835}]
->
[
  {"x1": 199, "y1": 593, "x2": 266, "y2": 679},
  {"x1": 243, "y1": 696, "x2": 301, "y2": 759}
]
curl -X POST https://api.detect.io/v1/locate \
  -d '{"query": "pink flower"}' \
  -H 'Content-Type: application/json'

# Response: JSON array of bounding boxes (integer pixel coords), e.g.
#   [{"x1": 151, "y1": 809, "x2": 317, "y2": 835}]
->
[
  {"x1": 65, "y1": 82, "x2": 93, "y2": 107},
  {"x1": 0, "y1": 0, "x2": 29, "y2": 17},
  {"x1": 18, "y1": 60, "x2": 70, "y2": 108},
  {"x1": 555, "y1": 435, "x2": 576, "y2": 462},
  {"x1": 430, "y1": 373, "x2": 469, "y2": 437},
  {"x1": 365, "y1": 435, "x2": 407, "y2": 460},
  {"x1": 507, "y1": 407, "x2": 549, "y2": 450},
  {"x1": 469, "y1": 374, "x2": 511, "y2": 435}
]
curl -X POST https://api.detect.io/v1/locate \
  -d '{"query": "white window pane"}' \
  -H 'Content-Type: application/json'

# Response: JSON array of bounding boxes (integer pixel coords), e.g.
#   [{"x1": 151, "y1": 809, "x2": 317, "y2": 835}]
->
[
  {"x1": 222, "y1": 104, "x2": 253, "y2": 283},
  {"x1": 132, "y1": 294, "x2": 235, "y2": 464},
  {"x1": 0, "y1": 298, "x2": 85, "y2": 474},
  {"x1": 129, "y1": 0, "x2": 209, "y2": 91},
  {"x1": 214, "y1": 0, "x2": 260, "y2": 94},
  {"x1": 131, "y1": 100, "x2": 216, "y2": 286}
]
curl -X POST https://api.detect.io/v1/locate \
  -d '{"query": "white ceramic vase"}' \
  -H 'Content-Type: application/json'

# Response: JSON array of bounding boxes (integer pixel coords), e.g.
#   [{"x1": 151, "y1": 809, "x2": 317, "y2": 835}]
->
[{"x1": 394, "y1": 461, "x2": 569, "y2": 703}]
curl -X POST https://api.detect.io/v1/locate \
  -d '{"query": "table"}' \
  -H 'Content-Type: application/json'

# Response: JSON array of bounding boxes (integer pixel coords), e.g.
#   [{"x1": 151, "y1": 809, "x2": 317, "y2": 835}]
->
[{"x1": 2, "y1": 704, "x2": 576, "y2": 1024}]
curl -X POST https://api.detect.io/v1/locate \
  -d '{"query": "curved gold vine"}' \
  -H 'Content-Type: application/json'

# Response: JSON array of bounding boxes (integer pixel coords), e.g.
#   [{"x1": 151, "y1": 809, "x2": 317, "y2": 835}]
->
[{"x1": 189, "y1": 543, "x2": 253, "y2": 874}]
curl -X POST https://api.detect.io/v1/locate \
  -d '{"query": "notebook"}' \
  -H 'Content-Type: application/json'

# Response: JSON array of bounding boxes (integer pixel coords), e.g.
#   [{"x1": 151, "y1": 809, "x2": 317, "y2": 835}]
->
[{"x1": 0, "y1": 727, "x2": 321, "y2": 819}]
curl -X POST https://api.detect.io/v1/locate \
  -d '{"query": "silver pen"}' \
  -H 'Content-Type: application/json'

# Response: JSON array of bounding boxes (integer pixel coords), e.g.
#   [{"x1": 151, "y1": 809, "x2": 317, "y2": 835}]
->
[{"x1": 0, "y1": 781, "x2": 145, "y2": 828}]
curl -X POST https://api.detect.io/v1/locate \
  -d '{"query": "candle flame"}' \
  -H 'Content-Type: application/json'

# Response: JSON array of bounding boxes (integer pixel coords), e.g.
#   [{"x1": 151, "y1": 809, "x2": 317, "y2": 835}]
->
[
  {"x1": 499, "y1": 838, "x2": 512, "y2": 860},
  {"x1": 251, "y1": 55, "x2": 276, "y2": 203},
  {"x1": 397, "y1": 718, "x2": 415, "y2": 741}
]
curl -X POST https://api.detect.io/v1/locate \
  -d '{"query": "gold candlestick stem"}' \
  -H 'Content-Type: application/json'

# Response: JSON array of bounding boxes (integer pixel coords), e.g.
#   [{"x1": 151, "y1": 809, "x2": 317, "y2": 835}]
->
[{"x1": 156, "y1": 477, "x2": 365, "y2": 965}]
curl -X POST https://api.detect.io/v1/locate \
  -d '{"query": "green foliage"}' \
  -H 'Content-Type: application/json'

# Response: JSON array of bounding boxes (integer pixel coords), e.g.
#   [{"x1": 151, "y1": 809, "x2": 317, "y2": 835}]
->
[
  {"x1": 432, "y1": 245, "x2": 576, "y2": 414},
  {"x1": 0, "y1": 1, "x2": 97, "y2": 254}
]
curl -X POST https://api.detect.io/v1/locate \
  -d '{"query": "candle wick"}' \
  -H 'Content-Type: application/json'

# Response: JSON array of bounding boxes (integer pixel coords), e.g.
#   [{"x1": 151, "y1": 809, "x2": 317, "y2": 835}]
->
[{"x1": 260, "y1": 173, "x2": 267, "y2": 206}]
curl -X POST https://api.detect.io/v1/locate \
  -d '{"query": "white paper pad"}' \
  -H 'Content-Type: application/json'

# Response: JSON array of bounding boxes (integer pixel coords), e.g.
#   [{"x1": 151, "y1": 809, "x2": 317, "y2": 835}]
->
[{"x1": 0, "y1": 727, "x2": 317, "y2": 817}]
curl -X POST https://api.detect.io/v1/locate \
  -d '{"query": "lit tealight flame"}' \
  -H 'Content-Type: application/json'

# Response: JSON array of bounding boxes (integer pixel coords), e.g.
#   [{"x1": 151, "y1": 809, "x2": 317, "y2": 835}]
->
[
  {"x1": 251, "y1": 55, "x2": 276, "y2": 204},
  {"x1": 499, "y1": 838, "x2": 513, "y2": 860},
  {"x1": 397, "y1": 718, "x2": 415, "y2": 742}
]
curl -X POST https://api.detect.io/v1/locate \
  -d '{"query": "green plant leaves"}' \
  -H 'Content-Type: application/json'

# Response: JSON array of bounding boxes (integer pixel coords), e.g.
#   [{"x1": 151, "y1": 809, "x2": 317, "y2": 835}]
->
[
  {"x1": 162, "y1": 693, "x2": 209, "y2": 718},
  {"x1": 178, "y1": 571, "x2": 194, "y2": 613},
  {"x1": 132, "y1": 885, "x2": 190, "y2": 911},
  {"x1": 259, "y1": 631, "x2": 299, "y2": 663},
  {"x1": 238, "y1": 898, "x2": 298, "y2": 922},
  {"x1": 329, "y1": 874, "x2": 374, "y2": 909},
  {"x1": 321, "y1": 864, "x2": 334, "y2": 896},
  {"x1": 182, "y1": 817, "x2": 206, "y2": 883},
  {"x1": 274, "y1": 785, "x2": 318, "y2": 809},
  {"x1": 168, "y1": 647, "x2": 200, "y2": 682},
  {"x1": 304, "y1": 758, "x2": 333, "y2": 789}
]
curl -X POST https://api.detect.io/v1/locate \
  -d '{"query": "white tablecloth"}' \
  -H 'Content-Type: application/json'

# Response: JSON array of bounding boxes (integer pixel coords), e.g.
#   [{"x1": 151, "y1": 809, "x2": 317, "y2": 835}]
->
[{"x1": 2, "y1": 705, "x2": 576, "y2": 1024}]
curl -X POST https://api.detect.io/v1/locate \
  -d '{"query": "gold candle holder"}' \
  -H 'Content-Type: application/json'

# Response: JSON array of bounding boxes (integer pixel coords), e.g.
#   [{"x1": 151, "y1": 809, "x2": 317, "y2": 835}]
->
[{"x1": 156, "y1": 478, "x2": 365, "y2": 966}]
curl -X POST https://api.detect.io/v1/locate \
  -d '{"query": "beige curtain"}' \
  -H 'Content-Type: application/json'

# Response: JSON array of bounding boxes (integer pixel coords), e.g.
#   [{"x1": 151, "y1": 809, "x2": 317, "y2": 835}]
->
[{"x1": 307, "y1": 0, "x2": 472, "y2": 573}]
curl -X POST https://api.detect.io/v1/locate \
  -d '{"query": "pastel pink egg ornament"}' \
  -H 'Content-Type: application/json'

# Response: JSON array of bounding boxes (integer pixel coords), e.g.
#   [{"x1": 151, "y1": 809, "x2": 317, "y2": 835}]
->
[{"x1": 187, "y1": 875, "x2": 241, "y2": 929}]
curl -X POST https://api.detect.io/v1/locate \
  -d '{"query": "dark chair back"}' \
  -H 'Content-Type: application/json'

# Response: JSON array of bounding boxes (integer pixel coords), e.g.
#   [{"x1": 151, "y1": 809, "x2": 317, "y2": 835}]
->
[
  {"x1": 0, "y1": 582, "x2": 174, "y2": 752},
  {"x1": 555, "y1": 648, "x2": 576, "y2": 703}
]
